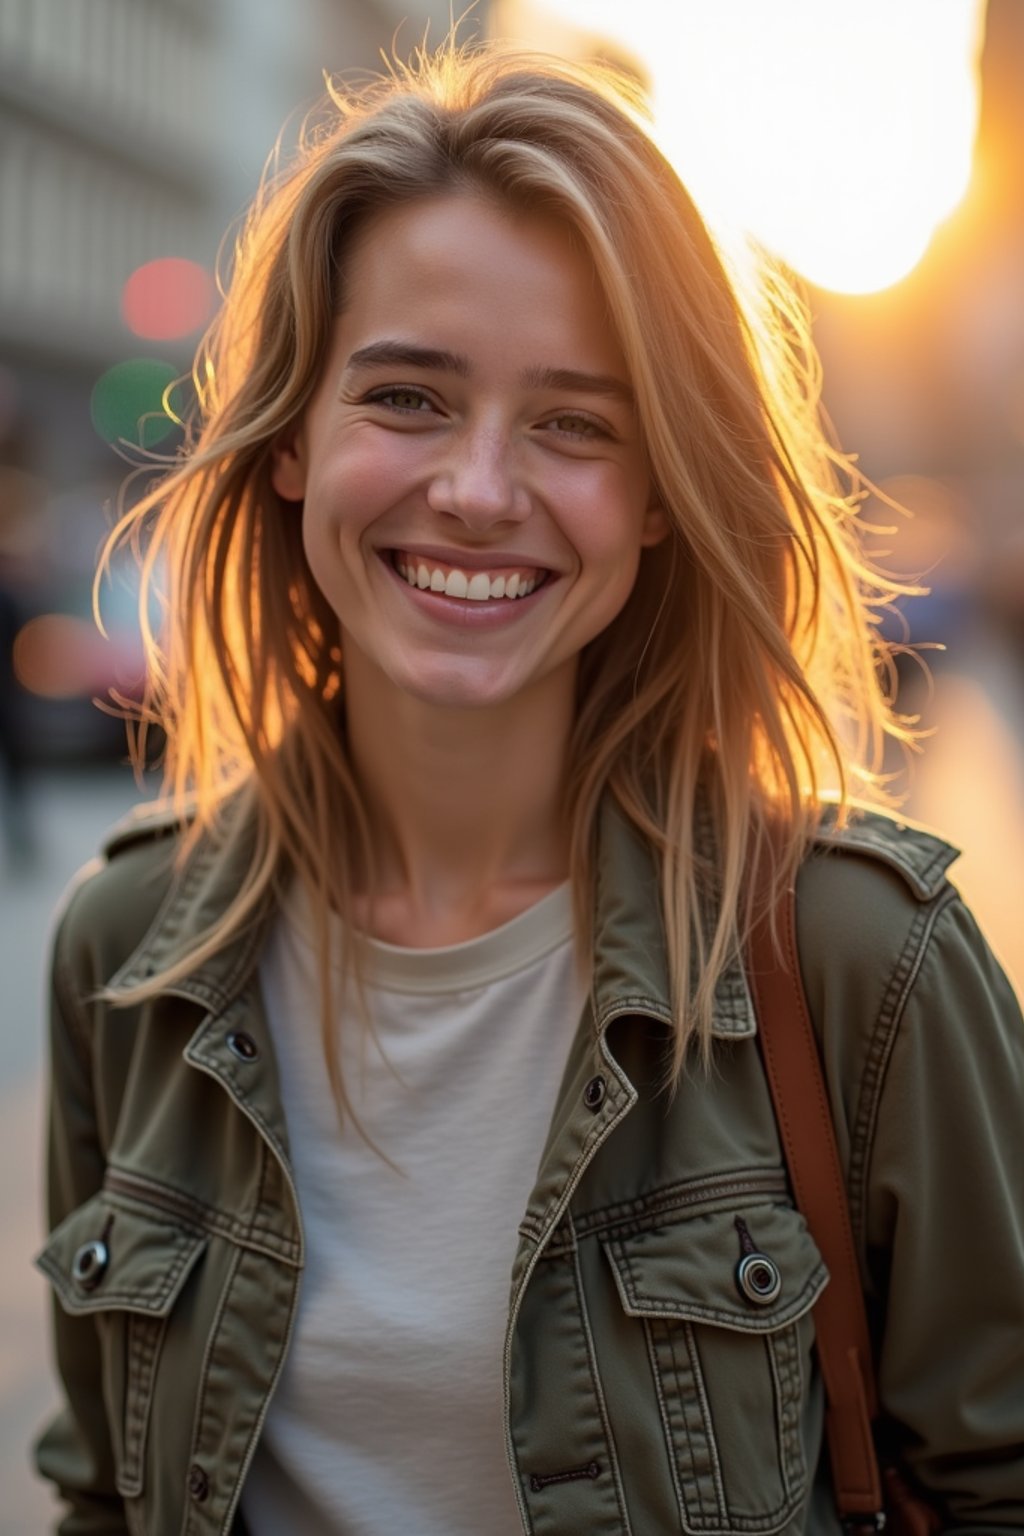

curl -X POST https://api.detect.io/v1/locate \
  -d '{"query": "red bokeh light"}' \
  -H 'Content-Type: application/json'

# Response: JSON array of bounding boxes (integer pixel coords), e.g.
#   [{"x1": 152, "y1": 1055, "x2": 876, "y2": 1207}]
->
[{"x1": 121, "y1": 257, "x2": 216, "y2": 341}]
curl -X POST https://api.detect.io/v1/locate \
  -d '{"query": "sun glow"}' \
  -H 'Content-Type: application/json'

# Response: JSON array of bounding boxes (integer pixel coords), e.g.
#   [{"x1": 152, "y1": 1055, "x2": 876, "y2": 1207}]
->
[{"x1": 503, "y1": 0, "x2": 986, "y2": 295}]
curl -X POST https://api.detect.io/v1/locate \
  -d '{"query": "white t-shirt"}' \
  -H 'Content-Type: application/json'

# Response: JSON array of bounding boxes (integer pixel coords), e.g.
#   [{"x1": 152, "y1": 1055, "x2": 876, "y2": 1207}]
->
[{"x1": 241, "y1": 878, "x2": 586, "y2": 1536}]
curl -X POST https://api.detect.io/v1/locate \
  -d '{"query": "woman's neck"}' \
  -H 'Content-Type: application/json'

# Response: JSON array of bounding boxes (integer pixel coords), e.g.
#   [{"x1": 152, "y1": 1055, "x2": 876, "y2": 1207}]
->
[{"x1": 341, "y1": 650, "x2": 576, "y2": 946}]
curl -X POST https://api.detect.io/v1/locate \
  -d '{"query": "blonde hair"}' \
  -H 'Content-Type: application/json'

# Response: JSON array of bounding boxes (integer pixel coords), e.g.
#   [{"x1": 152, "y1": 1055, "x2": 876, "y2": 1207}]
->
[{"x1": 99, "y1": 42, "x2": 908, "y2": 1101}]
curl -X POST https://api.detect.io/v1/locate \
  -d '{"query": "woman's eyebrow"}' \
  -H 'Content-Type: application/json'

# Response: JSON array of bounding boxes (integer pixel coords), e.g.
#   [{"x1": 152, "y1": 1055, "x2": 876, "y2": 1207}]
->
[
  {"x1": 344, "y1": 341, "x2": 469, "y2": 376},
  {"x1": 343, "y1": 340, "x2": 634, "y2": 406},
  {"x1": 520, "y1": 365, "x2": 635, "y2": 407}
]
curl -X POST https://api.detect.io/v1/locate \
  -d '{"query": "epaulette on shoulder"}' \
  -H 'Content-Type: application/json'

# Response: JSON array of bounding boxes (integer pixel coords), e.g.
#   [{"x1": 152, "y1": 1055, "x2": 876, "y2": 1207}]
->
[
  {"x1": 811, "y1": 805, "x2": 960, "y2": 902},
  {"x1": 101, "y1": 800, "x2": 196, "y2": 862}
]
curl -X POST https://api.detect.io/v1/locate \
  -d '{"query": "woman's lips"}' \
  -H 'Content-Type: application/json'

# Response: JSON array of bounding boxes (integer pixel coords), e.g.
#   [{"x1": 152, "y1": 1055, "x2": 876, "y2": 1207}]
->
[{"x1": 379, "y1": 549, "x2": 555, "y2": 626}]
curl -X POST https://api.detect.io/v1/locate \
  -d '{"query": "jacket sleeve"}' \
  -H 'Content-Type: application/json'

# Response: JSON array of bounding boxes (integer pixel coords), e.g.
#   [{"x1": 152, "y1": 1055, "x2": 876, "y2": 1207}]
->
[
  {"x1": 34, "y1": 899, "x2": 129, "y2": 1535},
  {"x1": 866, "y1": 893, "x2": 1024, "y2": 1531}
]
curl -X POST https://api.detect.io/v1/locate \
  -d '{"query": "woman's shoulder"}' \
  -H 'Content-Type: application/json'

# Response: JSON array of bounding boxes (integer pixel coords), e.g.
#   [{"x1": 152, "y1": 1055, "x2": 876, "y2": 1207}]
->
[
  {"x1": 51, "y1": 801, "x2": 191, "y2": 988},
  {"x1": 806, "y1": 803, "x2": 959, "y2": 902},
  {"x1": 795, "y1": 803, "x2": 963, "y2": 1008},
  {"x1": 793, "y1": 805, "x2": 1022, "y2": 1150},
  {"x1": 51, "y1": 784, "x2": 267, "y2": 1002}
]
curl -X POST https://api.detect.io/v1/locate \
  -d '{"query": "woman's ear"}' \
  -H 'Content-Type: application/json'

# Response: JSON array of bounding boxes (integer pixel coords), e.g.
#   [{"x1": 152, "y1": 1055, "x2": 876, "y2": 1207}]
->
[
  {"x1": 270, "y1": 426, "x2": 307, "y2": 503},
  {"x1": 640, "y1": 497, "x2": 671, "y2": 548}
]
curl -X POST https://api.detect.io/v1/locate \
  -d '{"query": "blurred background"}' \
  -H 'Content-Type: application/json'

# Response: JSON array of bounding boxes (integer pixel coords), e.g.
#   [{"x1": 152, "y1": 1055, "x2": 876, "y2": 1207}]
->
[{"x1": 1, "y1": 0, "x2": 1022, "y2": 1528}]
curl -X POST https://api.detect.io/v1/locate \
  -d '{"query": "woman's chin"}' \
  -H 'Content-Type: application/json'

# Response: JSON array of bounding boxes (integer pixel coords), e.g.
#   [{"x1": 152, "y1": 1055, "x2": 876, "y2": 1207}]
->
[{"x1": 385, "y1": 666, "x2": 525, "y2": 713}]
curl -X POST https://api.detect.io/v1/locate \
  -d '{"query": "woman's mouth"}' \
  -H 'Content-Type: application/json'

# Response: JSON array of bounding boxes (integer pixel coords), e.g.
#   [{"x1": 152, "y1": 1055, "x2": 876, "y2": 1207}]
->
[{"x1": 388, "y1": 550, "x2": 550, "y2": 602}]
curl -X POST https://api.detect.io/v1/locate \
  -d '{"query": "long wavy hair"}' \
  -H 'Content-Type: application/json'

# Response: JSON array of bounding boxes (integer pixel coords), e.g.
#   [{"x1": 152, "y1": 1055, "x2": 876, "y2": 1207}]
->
[{"x1": 99, "y1": 43, "x2": 909, "y2": 1106}]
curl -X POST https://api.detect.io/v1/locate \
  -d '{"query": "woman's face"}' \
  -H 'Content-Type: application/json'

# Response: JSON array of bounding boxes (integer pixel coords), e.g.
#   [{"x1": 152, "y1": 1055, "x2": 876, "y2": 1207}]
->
[{"x1": 272, "y1": 192, "x2": 667, "y2": 714}]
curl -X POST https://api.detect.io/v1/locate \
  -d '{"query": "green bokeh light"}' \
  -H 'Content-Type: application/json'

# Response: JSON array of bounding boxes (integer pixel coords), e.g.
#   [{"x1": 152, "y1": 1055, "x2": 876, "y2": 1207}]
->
[{"x1": 90, "y1": 359, "x2": 181, "y2": 449}]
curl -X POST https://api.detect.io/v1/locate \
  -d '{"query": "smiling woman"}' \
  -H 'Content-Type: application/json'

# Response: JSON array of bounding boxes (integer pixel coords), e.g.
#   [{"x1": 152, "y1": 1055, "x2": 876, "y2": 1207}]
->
[
  {"x1": 270, "y1": 195, "x2": 665, "y2": 716},
  {"x1": 34, "y1": 39, "x2": 1024, "y2": 1536}
]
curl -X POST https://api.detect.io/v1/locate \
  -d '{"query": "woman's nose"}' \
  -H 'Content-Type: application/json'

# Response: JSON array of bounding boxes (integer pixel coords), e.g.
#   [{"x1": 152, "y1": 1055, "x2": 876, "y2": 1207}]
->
[{"x1": 426, "y1": 426, "x2": 530, "y2": 528}]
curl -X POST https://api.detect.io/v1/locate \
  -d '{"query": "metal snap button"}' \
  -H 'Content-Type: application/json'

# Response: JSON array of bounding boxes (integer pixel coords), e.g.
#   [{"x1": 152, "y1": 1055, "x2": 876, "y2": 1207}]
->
[
  {"x1": 71, "y1": 1239, "x2": 109, "y2": 1291},
  {"x1": 226, "y1": 1030, "x2": 259, "y2": 1063},
  {"x1": 583, "y1": 1075, "x2": 606, "y2": 1111},
  {"x1": 187, "y1": 1463, "x2": 210, "y2": 1502},
  {"x1": 736, "y1": 1252, "x2": 783, "y2": 1306}
]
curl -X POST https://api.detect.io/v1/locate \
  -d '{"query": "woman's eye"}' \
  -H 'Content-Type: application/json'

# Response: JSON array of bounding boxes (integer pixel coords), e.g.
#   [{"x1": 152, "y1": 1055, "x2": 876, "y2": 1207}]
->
[
  {"x1": 547, "y1": 413, "x2": 604, "y2": 440},
  {"x1": 367, "y1": 388, "x2": 434, "y2": 413}
]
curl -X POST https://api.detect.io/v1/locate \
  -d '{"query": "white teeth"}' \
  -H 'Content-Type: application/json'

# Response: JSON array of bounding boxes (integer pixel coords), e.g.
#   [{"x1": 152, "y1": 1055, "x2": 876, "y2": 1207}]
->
[{"x1": 394, "y1": 553, "x2": 542, "y2": 601}]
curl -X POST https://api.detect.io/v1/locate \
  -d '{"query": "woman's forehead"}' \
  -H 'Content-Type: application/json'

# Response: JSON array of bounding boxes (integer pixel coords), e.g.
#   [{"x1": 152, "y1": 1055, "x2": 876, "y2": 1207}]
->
[{"x1": 332, "y1": 192, "x2": 630, "y2": 384}]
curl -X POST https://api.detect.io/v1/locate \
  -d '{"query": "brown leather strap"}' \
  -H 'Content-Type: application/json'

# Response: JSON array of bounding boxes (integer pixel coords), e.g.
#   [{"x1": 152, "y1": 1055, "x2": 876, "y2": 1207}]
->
[{"x1": 747, "y1": 869, "x2": 884, "y2": 1522}]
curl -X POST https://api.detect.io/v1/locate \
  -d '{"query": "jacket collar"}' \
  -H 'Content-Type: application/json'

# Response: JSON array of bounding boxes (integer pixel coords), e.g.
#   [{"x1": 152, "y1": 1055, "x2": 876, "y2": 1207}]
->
[
  {"x1": 591, "y1": 793, "x2": 757, "y2": 1040},
  {"x1": 108, "y1": 785, "x2": 274, "y2": 1012},
  {"x1": 111, "y1": 782, "x2": 758, "y2": 1041}
]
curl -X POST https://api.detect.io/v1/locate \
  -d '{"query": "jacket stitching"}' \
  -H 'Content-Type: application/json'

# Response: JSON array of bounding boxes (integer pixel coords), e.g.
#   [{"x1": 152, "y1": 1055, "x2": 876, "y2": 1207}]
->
[
  {"x1": 767, "y1": 1328, "x2": 804, "y2": 1504},
  {"x1": 676, "y1": 1323, "x2": 715, "y2": 1520},
  {"x1": 111, "y1": 827, "x2": 272, "y2": 1011},
  {"x1": 104, "y1": 1168, "x2": 301, "y2": 1263},
  {"x1": 219, "y1": 1262, "x2": 303, "y2": 1535},
  {"x1": 571, "y1": 1171, "x2": 789, "y2": 1240},
  {"x1": 815, "y1": 826, "x2": 956, "y2": 896},
  {"x1": 570, "y1": 1238, "x2": 635, "y2": 1533},
  {"x1": 595, "y1": 993, "x2": 674, "y2": 1030},
  {"x1": 120, "y1": 850, "x2": 209, "y2": 987},
  {"x1": 253, "y1": 1140, "x2": 271, "y2": 1255},
  {"x1": 119, "y1": 1311, "x2": 163, "y2": 1497},
  {"x1": 657, "y1": 1318, "x2": 725, "y2": 1525},
  {"x1": 670, "y1": 1322, "x2": 707, "y2": 1519},
  {"x1": 686, "y1": 1321, "x2": 728, "y2": 1519},
  {"x1": 846, "y1": 890, "x2": 958, "y2": 1256},
  {"x1": 186, "y1": 1038, "x2": 295, "y2": 1208},
  {"x1": 514, "y1": 1083, "x2": 634, "y2": 1251},
  {"x1": 519, "y1": 1168, "x2": 785, "y2": 1240},
  {"x1": 500, "y1": 1046, "x2": 639, "y2": 1534},
  {"x1": 40, "y1": 1212, "x2": 202, "y2": 1314},
  {"x1": 846, "y1": 905, "x2": 928, "y2": 1250},
  {"x1": 185, "y1": 1239, "x2": 244, "y2": 1536},
  {"x1": 607, "y1": 1239, "x2": 826, "y2": 1332},
  {"x1": 645, "y1": 1318, "x2": 693, "y2": 1524}
]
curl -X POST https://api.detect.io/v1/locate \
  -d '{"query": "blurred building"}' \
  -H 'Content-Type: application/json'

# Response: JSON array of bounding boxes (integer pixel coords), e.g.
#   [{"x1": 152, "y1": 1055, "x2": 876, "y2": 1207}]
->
[
  {"x1": 0, "y1": 0, "x2": 486, "y2": 761},
  {"x1": 0, "y1": 0, "x2": 482, "y2": 471}
]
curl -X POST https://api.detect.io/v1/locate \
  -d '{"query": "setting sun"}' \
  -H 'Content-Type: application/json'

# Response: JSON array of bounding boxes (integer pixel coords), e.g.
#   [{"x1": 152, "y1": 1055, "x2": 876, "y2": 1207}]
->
[{"x1": 504, "y1": 0, "x2": 986, "y2": 295}]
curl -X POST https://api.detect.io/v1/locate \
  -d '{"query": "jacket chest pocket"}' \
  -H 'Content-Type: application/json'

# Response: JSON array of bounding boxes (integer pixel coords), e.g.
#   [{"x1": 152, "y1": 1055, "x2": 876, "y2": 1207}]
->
[
  {"x1": 37, "y1": 1191, "x2": 207, "y2": 1499},
  {"x1": 603, "y1": 1202, "x2": 827, "y2": 1535}
]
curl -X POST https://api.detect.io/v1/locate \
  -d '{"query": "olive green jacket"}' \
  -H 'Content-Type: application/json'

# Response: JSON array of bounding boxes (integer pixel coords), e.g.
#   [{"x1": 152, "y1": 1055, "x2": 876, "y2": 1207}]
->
[{"x1": 34, "y1": 794, "x2": 1024, "y2": 1534}]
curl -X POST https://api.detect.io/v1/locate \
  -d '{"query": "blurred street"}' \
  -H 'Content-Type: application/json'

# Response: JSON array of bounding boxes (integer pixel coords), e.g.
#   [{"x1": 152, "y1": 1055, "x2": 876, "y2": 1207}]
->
[{"x1": 0, "y1": 764, "x2": 148, "y2": 1536}]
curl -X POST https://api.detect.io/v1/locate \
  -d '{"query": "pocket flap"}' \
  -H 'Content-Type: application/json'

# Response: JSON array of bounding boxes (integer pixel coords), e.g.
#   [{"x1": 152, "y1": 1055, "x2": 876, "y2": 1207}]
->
[
  {"x1": 603, "y1": 1202, "x2": 827, "y2": 1332},
  {"x1": 36, "y1": 1191, "x2": 208, "y2": 1318}
]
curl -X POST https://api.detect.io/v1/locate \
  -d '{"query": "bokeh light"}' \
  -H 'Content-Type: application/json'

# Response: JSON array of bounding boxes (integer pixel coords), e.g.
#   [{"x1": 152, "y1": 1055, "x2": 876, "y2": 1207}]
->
[
  {"x1": 12, "y1": 615, "x2": 111, "y2": 699},
  {"x1": 90, "y1": 358, "x2": 180, "y2": 449},
  {"x1": 527, "y1": 0, "x2": 986, "y2": 295},
  {"x1": 121, "y1": 257, "x2": 216, "y2": 341}
]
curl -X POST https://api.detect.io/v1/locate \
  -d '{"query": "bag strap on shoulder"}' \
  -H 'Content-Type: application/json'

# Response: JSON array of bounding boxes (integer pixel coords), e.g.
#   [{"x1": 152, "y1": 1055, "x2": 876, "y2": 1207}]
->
[{"x1": 747, "y1": 866, "x2": 885, "y2": 1529}]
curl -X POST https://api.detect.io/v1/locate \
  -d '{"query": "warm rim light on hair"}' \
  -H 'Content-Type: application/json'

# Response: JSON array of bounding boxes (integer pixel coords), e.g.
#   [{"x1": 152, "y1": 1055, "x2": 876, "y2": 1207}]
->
[{"x1": 95, "y1": 43, "x2": 917, "y2": 1114}]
